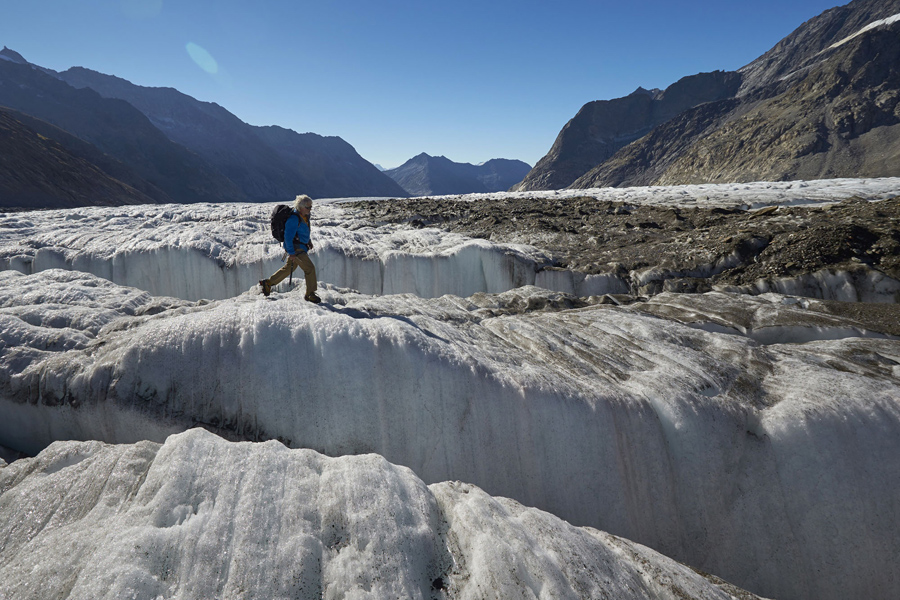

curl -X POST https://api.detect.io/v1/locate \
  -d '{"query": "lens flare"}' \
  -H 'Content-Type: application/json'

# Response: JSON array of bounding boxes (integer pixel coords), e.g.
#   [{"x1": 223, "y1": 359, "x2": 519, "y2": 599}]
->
[{"x1": 186, "y1": 42, "x2": 218, "y2": 74}]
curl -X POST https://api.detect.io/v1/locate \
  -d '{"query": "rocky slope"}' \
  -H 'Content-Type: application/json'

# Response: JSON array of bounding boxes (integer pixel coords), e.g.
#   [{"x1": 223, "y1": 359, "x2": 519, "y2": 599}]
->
[
  {"x1": 576, "y1": 13, "x2": 900, "y2": 188},
  {"x1": 0, "y1": 108, "x2": 155, "y2": 209},
  {"x1": 57, "y1": 67, "x2": 409, "y2": 200},
  {"x1": 736, "y1": 0, "x2": 900, "y2": 96},
  {"x1": 386, "y1": 153, "x2": 531, "y2": 196},
  {"x1": 512, "y1": 72, "x2": 742, "y2": 191},
  {"x1": 517, "y1": 0, "x2": 900, "y2": 191}
]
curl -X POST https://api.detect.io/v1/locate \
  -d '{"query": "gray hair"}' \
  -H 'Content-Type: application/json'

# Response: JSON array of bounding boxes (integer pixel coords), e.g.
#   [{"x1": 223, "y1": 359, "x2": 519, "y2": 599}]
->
[{"x1": 293, "y1": 194, "x2": 313, "y2": 211}]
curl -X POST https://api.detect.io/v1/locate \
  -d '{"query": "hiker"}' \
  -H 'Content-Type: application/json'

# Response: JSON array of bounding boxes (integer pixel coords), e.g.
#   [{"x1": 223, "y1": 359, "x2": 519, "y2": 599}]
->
[{"x1": 259, "y1": 194, "x2": 320, "y2": 303}]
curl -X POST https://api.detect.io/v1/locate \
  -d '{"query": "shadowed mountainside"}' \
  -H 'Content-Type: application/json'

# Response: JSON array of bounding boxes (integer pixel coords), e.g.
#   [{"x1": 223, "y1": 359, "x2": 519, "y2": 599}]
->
[
  {"x1": 0, "y1": 56, "x2": 244, "y2": 205},
  {"x1": 0, "y1": 108, "x2": 156, "y2": 209},
  {"x1": 57, "y1": 67, "x2": 409, "y2": 200}
]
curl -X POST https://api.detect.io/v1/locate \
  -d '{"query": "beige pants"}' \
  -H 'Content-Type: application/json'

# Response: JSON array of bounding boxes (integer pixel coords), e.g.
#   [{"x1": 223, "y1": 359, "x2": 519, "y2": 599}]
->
[{"x1": 265, "y1": 253, "x2": 317, "y2": 295}]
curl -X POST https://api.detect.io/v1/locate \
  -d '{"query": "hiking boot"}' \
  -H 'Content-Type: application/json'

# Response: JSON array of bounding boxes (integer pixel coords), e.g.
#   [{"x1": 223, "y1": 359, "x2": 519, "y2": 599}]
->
[
  {"x1": 305, "y1": 292, "x2": 321, "y2": 304},
  {"x1": 259, "y1": 279, "x2": 271, "y2": 297}
]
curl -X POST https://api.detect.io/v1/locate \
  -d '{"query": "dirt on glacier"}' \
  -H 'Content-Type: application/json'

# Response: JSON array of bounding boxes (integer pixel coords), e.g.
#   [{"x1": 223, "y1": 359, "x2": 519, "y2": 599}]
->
[{"x1": 348, "y1": 194, "x2": 900, "y2": 335}]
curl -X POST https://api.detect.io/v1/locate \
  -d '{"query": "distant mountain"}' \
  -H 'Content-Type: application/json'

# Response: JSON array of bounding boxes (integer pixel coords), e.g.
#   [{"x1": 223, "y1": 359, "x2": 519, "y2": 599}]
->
[
  {"x1": 253, "y1": 125, "x2": 408, "y2": 199},
  {"x1": 56, "y1": 67, "x2": 409, "y2": 200},
  {"x1": 0, "y1": 107, "x2": 155, "y2": 209},
  {"x1": 0, "y1": 51, "x2": 243, "y2": 205},
  {"x1": 517, "y1": 0, "x2": 900, "y2": 191},
  {"x1": 0, "y1": 47, "x2": 27, "y2": 65},
  {"x1": 512, "y1": 72, "x2": 741, "y2": 191},
  {"x1": 386, "y1": 153, "x2": 531, "y2": 196},
  {"x1": 576, "y1": 13, "x2": 900, "y2": 187},
  {"x1": 0, "y1": 48, "x2": 408, "y2": 209}
]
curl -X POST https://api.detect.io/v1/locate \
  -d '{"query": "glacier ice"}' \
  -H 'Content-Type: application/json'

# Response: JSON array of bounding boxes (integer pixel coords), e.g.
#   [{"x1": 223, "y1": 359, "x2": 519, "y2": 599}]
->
[
  {"x1": 1, "y1": 179, "x2": 899, "y2": 600},
  {"x1": 0, "y1": 429, "x2": 768, "y2": 599},
  {"x1": 2, "y1": 178, "x2": 899, "y2": 303},
  {"x1": 0, "y1": 202, "x2": 548, "y2": 301},
  {"x1": 1, "y1": 267, "x2": 898, "y2": 600}
]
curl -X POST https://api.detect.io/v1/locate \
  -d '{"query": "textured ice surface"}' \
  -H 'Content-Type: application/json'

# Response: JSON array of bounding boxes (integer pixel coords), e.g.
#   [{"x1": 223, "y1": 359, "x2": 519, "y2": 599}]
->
[
  {"x1": 629, "y1": 291, "x2": 899, "y2": 343},
  {"x1": 0, "y1": 429, "x2": 768, "y2": 600},
  {"x1": 2, "y1": 178, "x2": 897, "y2": 302},
  {"x1": 0, "y1": 202, "x2": 547, "y2": 301},
  {"x1": 2, "y1": 178, "x2": 899, "y2": 600},
  {"x1": 415, "y1": 177, "x2": 900, "y2": 208},
  {"x1": 1, "y1": 269, "x2": 898, "y2": 600}
]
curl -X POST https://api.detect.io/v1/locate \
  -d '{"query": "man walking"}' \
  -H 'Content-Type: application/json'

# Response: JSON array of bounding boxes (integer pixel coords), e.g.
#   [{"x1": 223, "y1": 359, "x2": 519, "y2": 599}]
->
[{"x1": 259, "y1": 194, "x2": 320, "y2": 303}]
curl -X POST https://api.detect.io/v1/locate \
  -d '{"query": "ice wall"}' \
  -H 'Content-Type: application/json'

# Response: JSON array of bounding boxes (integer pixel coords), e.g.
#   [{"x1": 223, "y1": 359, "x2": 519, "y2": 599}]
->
[
  {"x1": 21, "y1": 243, "x2": 900, "y2": 304},
  {"x1": 0, "y1": 203, "x2": 548, "y2": 301},
  {"x1": 4, "y1": 182, "x2": 900, "y2": 305},
  {"x1": 717, "y1": 267, "x2": 900, "y2": 303},
  {"x1": 2, "y1": 270, "x2": 898, "y2": 600},
  {"x1": 0, "y1": 429, "x2": 764, "y2": 600}
]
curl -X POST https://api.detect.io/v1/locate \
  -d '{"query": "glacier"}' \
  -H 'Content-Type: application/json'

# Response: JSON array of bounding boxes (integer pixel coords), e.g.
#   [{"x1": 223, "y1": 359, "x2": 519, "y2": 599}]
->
[
  {"x1": 0, "y1": 201, "x2": 548, "y2": 302},
  {"x1": 1, "y1": 178, "x2": 900, "y2": 600},
  {"x1": 0, "y1": 429, "x2": 765, "y2": 599},
  {"x1": 3, "y1": 178, "x2": 899, "y2": 303}
]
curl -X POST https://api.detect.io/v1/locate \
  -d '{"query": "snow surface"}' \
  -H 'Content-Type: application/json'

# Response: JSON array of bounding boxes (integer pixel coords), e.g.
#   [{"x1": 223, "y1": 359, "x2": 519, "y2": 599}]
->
[
  {"x1": 0, "y1": 428, "x2": 769, "y2": 600},
  {"x1": 1, "y1": 178, "x2": 899, "y2": 600},
  {"x1": 416, "y1": 177, "x2": 900, "y2": 209},
  {"x1": 0, "y1": 202, "x2": 547, "y2": 301}
]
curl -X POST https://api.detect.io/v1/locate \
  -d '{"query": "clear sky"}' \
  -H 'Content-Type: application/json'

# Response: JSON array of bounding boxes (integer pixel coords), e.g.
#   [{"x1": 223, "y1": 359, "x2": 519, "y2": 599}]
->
[{"x1": 2, "y1": 0, "x2": 845, "y2": 169}]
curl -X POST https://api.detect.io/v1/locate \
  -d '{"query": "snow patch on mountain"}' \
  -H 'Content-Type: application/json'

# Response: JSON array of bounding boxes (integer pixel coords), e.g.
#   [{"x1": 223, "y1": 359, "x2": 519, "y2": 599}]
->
[{"x1": 826, "y1": 12, "x2": 900, "y2": 51}]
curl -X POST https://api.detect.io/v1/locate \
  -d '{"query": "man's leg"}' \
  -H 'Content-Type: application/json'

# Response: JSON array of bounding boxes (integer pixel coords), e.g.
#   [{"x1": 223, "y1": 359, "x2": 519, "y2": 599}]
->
[
  {"x1": 296, "y1": 253, "x2": 318, "y2": 296},
  {"x1": 263, "y1": 261, "x2": 297, "y2": 288}
]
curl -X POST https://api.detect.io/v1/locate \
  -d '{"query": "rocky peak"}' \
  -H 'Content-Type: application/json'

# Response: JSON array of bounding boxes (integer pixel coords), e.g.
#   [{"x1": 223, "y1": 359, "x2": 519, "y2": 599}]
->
[
  {"x1": 738, "y1": 0, "x2": 900, "y2": 96},
  {"x1": 0, "y1": 47, "x2": 28, "y2": 64},
  {"x1": 513, "y1": 70, "x2": 742, "y2": 192},
  {"x1": 629, "y1": 86, "x2": 661, "y2": 99}
]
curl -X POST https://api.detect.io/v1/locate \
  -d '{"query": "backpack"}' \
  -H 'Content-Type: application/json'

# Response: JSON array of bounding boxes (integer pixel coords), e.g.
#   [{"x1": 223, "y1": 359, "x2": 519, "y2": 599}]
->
[{"x1": 270, "y1": 204, "x2": 295, "y2": 242}]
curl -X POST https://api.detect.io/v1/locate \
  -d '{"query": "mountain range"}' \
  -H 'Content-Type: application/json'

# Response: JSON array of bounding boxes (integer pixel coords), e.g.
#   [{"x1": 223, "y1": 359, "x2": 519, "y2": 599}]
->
[
  {"x1": 56, "y1": 67, "x2": 410, "y2": 201},
  {"x1": 384, "y1": 153, "x2": 531, "y2": 196},
  {"x1": 0, "y1": 47, "x2": 408, "y2": 209},
  {"x1": 4, "y1": 0, "x2": 898, "y2": 209},
  {"x1": 515, "y1": 0, "x2": 900, "y2": 191}
]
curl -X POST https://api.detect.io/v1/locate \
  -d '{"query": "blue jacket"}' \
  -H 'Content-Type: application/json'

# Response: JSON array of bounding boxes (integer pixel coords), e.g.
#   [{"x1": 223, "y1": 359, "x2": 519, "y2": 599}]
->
[{"x1": 283, "y1": 211, "x2": 311, "y2": 254}]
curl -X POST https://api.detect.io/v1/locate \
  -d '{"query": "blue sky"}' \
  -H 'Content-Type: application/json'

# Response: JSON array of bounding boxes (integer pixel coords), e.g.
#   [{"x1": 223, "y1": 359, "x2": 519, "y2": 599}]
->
[{"x1": 2, "y1": 0, "x2": 844, "y2": 169}]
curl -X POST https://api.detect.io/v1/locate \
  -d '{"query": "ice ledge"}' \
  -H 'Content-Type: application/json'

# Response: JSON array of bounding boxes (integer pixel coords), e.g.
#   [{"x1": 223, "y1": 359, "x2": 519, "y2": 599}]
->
[
  {"x1": 536, "y1": 264, "x2": 900, "y2": 304},
  {"x1": 0, "y1": 428, "x2": 770, "y2": 600}
]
